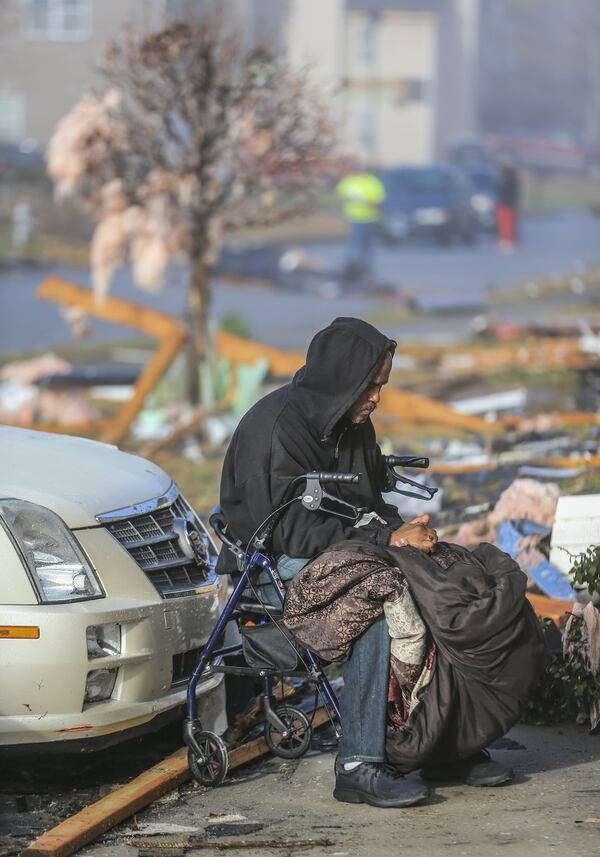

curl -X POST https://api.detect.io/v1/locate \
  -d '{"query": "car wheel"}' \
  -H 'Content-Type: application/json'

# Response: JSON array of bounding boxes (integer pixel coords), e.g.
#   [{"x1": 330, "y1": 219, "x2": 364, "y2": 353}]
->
[
  {"x1": 462, "y1": 227, "x2": 476, "y2": 246},
  {"x1": 436, "y1": 227, "x2": 453, "y2": 246}
]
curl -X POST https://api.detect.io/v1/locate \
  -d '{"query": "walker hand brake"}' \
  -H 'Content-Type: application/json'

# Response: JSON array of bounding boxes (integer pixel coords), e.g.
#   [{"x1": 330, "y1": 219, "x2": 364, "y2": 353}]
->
[{"x1": 384, "y1": 456, "x2": 438, "y2": 502}]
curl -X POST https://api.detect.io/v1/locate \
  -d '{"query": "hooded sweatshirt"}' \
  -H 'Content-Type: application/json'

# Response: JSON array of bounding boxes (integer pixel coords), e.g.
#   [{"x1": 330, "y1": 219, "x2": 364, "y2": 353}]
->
[{"x1": 216, "y1": 317, "x2": 402, "y2": 572}]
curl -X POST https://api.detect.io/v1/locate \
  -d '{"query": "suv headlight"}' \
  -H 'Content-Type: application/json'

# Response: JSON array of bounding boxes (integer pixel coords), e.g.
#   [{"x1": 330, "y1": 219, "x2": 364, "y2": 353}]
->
[{"x1": 0, "y1": 499, "x2": 103, "y2": 603}]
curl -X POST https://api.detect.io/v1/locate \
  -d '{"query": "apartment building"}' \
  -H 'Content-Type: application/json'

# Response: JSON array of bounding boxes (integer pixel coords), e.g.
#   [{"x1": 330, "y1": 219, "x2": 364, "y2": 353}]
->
[
  {"x1": 0, "y1": 0, "x2": 479, "y2": 168},
  {"x1": 285, "y1": 0, "x2": 480, "y2": 167}
]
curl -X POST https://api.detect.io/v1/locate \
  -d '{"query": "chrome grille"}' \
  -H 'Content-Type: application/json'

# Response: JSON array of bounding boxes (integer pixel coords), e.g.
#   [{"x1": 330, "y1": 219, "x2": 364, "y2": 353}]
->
[{"x1": 100, "y1": 489, "x2": 214, "y2": 598}]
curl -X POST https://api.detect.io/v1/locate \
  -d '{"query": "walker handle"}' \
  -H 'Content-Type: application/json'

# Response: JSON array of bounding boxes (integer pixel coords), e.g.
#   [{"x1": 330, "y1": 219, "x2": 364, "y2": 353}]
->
[
  {"x1": 385, "y1": 455, "x2": 429, "y2": 469},
  {"x1": 313, "y1": 471, "x2": 360, "y2": 484}
]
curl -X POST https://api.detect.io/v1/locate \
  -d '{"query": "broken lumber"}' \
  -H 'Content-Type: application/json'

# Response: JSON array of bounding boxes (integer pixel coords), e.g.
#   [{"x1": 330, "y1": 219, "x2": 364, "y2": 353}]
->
[
  {"x1": 215, "y1": 331, "x2": 491, "y2": 434},
  {"x1": 379, "y1": 386, "x2": 491, "y2": 434},
  {"x1": 138, "y1": 398, "x2": 233, "y2": 459},
  {"x1": 526, "y1": 593, "x2": 572, "y2": 627},
  {"x1": 21, "y1": 707, "x2": 332, "y2": 857},
  {"x1": 37, "y1": 277, "x2": 187, "y2": 445},
  {"x1": 216, "y1": 330, "x2": 303, "y2": 378}
]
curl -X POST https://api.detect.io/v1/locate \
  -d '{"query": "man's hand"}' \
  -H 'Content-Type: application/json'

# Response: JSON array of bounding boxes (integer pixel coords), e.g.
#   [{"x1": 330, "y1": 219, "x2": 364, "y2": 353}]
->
[{"x1": 388, "y1": 514, "x2": 438, "y2": 554}]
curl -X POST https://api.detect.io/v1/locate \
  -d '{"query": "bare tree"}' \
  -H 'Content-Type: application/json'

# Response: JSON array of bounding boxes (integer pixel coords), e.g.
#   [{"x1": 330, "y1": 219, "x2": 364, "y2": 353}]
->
[{"x1": 47, "y1": 13, "x2": 336, "y2": 402}]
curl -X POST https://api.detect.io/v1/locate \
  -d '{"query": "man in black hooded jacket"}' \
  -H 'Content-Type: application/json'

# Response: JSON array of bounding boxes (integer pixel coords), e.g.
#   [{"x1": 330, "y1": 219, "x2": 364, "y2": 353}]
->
[{"x1": 218, "y1": 317, "x2": 446, "y2": 807}]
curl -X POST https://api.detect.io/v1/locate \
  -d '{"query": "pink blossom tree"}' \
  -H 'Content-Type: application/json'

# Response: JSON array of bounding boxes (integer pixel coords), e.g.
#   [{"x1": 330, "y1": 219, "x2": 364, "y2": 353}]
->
[{"x1": 47, "y1": 15, "x2": 336, "y2": 402}]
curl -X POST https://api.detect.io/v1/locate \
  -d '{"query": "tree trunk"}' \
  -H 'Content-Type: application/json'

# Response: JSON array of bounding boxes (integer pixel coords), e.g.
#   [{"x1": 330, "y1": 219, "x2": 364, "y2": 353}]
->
[{"x1": 186, "y1": 256, "x2": 211, "y2": 405}]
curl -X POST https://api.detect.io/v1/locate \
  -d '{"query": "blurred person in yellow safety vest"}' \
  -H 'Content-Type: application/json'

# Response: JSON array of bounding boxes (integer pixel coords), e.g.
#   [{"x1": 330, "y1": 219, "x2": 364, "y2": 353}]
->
[{"x1": 336, "y1": 170, "x2": 386, "y2": 275}]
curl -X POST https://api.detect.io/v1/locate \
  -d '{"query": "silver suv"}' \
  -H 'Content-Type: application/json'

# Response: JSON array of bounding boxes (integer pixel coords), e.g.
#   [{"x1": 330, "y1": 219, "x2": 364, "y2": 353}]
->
[{"x1": 0, "y1": 426, "x2": 226, "y2": 750}]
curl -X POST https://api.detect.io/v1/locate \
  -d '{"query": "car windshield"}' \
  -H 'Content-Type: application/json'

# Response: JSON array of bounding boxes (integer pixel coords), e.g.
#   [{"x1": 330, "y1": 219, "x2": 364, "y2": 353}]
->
[{"x1": 382, "y1": 168, "x2": 450, "y2": 194}]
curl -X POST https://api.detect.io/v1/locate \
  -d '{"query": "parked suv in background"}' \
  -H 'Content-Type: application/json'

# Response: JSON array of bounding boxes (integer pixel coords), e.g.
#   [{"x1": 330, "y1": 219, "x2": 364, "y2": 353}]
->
[
  {"x1": 378, "y1": 165, "x2": 478, "y2": 245},
  {"x1": 0, "y1": 427, "x2": 227, "y2": 751}
]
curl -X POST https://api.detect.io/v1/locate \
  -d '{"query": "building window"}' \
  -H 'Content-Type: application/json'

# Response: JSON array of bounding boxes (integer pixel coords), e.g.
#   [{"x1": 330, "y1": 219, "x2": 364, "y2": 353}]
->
[
  {"x1": 0, "y1": 93, "x2": 26, "y2": 143},
  {"x1": 359, "y1": 14, "x2": 377, "y2": 65},
  {"x1": 21, "y1": 0, "x2": 90, "y2": 41}
]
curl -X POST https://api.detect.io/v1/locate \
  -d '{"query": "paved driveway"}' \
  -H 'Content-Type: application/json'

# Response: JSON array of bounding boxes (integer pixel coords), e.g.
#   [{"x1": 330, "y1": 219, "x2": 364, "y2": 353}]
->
[{"x1": 84, "y1": 723, "x2": 600, "y2": 857}]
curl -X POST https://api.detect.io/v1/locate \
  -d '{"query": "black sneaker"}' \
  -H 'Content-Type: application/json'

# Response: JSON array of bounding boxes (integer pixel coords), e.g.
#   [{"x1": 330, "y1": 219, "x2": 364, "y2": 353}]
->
[
  {"x1": 333, "y1": 761, "x2": 430, "y2": 808},
  {"x1": 422, "y1": 749, "x2": 514, "y2": 787}
]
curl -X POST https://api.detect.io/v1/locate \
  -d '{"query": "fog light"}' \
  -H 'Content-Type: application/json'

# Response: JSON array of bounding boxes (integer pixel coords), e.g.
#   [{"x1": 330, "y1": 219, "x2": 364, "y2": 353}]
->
[
  {"x1": 86, "y1": 623, "x2": 121, "y2": 659},
  {"x1": 84, "y1": 668, "x2": 117, "y2": 703}
]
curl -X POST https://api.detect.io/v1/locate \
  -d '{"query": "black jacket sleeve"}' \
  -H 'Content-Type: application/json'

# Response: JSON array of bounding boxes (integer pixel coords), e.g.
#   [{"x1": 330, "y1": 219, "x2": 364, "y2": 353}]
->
[
  {"x1": 373, "y1": 441, "x2": 404, "y2": 529},
  {"x1": 270, "y1": 430, "x2": 394, "y2": 558}
]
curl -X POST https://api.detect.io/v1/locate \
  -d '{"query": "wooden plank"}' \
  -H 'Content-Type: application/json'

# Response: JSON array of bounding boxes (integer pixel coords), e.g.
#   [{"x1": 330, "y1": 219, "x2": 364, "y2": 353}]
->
[
  {"x1": 501, "y1": 412, "x2": 600, "y2": 430},
  {"x1": 36, "y1": 277, "x2": 188, "y2": 445},
  {"x1": 101, "y1": 329, "x2": 186, "y2": 444},
  {"x1": 379, "y1": 387, "x2": 492, "y2": 434},
  {"x1": 526, "y1": 593, "x2": 573, "y2": 627},
  {"x1": 216, "y1": 331, "x2": 492, "y2": 434},
  {"x1": 215, "y1": 329, "x2": 303, "y2": 378},
  {"x1": 22, "y1": 707, "x2": 332, "y2": 857},
  {"x1": 37, "y1": 277, "x2": 183, "y2": 340}
]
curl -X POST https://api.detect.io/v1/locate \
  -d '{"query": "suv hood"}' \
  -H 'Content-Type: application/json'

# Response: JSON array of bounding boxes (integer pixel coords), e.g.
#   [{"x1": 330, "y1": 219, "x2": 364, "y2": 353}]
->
[{"x1": 0, "y1": 427, "x2": 171, "y2": 528}]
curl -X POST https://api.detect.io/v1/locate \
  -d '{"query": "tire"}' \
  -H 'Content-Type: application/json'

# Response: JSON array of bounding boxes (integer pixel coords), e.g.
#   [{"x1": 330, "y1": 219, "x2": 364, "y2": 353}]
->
[
  {"x1": 436, "y1": 226, "x2": 453, "y2": 246},
  {"x1": 264, "y1": 705, "x2": 312, "y2": 759},
  {"x1": 188, "y1": 731, "x2": 229, "y2": 786}
]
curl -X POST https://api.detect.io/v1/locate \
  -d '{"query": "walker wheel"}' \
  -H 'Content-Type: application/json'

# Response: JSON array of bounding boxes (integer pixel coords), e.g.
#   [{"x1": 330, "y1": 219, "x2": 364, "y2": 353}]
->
[
  {"x1": 264, "y1": 705, "x2": 312, "y2": 759},
  {"x1": 188, "y1": 731, "x2": 229, "y2": 786}
]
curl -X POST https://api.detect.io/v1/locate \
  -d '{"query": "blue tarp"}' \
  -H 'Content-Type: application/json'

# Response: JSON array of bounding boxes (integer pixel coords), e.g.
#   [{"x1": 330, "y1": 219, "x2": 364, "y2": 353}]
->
[{"x1": 495, "y1": 519, "x2": 576, "y2": 601}]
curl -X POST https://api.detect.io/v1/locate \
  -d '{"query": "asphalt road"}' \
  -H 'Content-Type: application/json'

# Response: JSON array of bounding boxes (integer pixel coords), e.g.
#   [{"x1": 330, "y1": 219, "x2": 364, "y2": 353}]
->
[{"x1": 1, "y1": 210, "x2": 599, "y2": 356}]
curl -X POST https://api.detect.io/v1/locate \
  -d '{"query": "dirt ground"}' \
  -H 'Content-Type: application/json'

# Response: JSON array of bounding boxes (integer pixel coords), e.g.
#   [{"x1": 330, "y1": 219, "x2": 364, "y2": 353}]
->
[{"x1": 83, "y1": 723, "x2": 600, "y2": 857}]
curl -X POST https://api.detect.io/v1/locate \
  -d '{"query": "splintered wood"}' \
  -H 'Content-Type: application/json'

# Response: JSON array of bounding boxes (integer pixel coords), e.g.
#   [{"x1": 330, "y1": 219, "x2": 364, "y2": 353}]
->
[
  {"x1": 217, "y1": 330, "x2": 492, "y2": 434},
  {"x1": 36, "y1": 277, "x2": 187, "y2": 444},
  {"x1": 33, "y1": 280, "x2": 598, "y2": 443}
]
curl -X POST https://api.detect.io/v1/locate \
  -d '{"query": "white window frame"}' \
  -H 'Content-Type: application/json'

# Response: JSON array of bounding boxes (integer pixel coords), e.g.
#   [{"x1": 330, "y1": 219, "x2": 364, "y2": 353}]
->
[{"x1": 20, "y1": 0, "x2": 91, "y2": 42}]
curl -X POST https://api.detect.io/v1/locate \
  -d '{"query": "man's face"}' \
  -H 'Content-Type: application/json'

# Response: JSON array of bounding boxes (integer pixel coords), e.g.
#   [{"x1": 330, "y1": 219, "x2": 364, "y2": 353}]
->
[{"x1": 346, "y1": 352, "x2": 393, "y2": 424}]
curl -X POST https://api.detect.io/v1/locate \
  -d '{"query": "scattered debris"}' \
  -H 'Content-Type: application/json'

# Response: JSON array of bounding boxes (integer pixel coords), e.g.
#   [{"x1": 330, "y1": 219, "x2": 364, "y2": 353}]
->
[
  {"x1": 126, "y1": 823, "x2": 203, "y2": 836},
  {"x1": 131, "y1": 835, "x2": 348, "y2": 850},
  {"x1": 454, "y1": 478, "x2": 560, "y2": 547},
  {"x1": 37, "y1": 276, "x2": 187, "y2": 443},
  {"x1": 21, "y1": 708, "x2": 333, "y2": 857},
  {"x1": 0, "y1": 352, "x2": 71, "y2": 384},
  {"x1": 451, "y1": 387, "x2": 527, "y2": 417},
  {"x1": 0, "y1": 353, "x2": 100, "y2": 427},
  {"x1": 205, "y1": 815, "x2": 265, "y2": 838},
  {"x1": 496, "y1": 519, "x2": 576, "y2": 600}
]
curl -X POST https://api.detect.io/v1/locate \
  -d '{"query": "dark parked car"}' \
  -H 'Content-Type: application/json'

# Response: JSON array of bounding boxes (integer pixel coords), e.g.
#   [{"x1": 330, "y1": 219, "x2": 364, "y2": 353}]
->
[
  {"x1": 378, "y1": 165, "x2": 478, "y2": 245},
  {"x1": 459, "y1": 161, "x2": 500, "y2": 232}
]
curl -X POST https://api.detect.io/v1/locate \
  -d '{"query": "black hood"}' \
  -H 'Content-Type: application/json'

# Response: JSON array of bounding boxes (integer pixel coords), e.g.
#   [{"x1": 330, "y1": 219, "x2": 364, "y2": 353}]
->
[{"x1": 291, "y1": 317, "x2": 396, "y2": 438}]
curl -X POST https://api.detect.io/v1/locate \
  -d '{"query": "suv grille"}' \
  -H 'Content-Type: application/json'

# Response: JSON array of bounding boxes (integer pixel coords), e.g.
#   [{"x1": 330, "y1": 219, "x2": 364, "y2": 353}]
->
[{"x1": 104, "y1": 493, "x2": 214, "y2": 598}]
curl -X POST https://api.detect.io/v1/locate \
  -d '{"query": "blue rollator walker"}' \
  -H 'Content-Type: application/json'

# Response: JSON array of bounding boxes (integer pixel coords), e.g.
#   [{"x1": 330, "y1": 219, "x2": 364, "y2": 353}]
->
[{"x1": 183, "y1": 455, "x2": 437, "y2": 786}]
